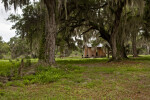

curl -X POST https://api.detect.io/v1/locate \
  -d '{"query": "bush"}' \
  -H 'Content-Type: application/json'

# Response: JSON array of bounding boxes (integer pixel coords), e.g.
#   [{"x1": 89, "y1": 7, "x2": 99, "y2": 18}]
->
[
  {"x1": 23, "y1": 66, "x2": 65, "y2": 84},
  {"x1": 23, "y1": 79, "x2": 30, "y2": 85},
  {"x1": 22, "y1": 65, "x2": 85, "y2": 84}
]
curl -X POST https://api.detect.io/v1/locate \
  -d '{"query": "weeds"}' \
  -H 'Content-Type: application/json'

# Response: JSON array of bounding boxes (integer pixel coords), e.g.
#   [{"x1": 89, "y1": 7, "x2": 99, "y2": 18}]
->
[
  {"x1": 22, "y1": 65, "x2": 85, "y2": 84},
  {"x1": 6, "y1": 81, "x2": 24, "y2": 87}
]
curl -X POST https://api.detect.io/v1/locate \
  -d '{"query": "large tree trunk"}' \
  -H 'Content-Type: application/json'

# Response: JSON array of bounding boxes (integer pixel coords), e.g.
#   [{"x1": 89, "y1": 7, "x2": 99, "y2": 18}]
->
[
  {"x1": 132, "y1": 33, "x2": 138, "y2": 57},
  {"x1": 44, "y1": 0, "x2": 56, "y2": 65},
  {"x1": 110, "y1": 1, "x2": 125, "y2": 61},
  {"x1": 111, "y1": 32, "x2": 117, "y2": 60},
  {"x1": 117, "y1": 40, "x2": 128, "y2": 59},
  {"x1": 110, "y1": 12, "x2": 122, "y2": 60},
  {"x1": 111, "y1": 33, "x2": 128, "y2": 60},
  {"x1": 116, "y1": 26, "x2": 128, "y2": 59}
]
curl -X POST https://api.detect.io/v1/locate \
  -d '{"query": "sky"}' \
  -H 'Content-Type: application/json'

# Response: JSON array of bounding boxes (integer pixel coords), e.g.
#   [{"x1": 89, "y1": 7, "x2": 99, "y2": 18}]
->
[{"x1": 0, "y1": 1, "x2": 22, "y2": 42}]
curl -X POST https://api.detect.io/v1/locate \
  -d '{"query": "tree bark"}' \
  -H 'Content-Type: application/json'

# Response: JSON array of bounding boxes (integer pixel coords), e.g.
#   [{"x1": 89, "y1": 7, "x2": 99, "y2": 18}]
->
[
  {"x1": 44, "y1": 0, "x2": 56, "y2": 65},
  {"x1": 111, "y1": 32, "x2": 117, "y2": 60},
  {"x1": 110, "y1": 1, "x2": 125, "y2": 61},
  {"x1": 117, "y1": 40, "x2": 128, "y2": 59},
  {"x1": 132, "y1": 33, "x2": 138, "y2": 57}
]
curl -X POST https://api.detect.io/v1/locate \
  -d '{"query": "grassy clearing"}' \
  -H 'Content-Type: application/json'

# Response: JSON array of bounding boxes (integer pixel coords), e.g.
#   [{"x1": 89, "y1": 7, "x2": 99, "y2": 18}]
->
[{"x1": 0, "y1": 56, "x2": 150, "y2": 99}]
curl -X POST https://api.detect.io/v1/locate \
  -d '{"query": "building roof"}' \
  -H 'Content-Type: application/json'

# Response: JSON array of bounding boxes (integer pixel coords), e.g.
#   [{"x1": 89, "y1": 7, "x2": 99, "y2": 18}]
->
[
  {"x1": 86, "y1": 43, "x2": 103, "y2": 47},
  {"x1": 97, "y1": 44, "x2": 103, "y2": 47}
]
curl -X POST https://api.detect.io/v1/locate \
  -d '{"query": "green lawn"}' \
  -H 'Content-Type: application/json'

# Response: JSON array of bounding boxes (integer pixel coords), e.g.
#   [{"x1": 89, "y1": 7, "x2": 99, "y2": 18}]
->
[{"x1": 0, "y1": 56, "x2": 150, "y2": 100}]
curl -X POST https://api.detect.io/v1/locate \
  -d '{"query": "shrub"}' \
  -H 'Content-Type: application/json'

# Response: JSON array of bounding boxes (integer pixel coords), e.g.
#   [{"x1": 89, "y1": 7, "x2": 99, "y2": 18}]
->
[
  {"x1": 23, "y1": 79, "x2": 30, "y2": 85},
  {"x1": 23, "y1": 66, "x2": 65, "y2": 84}
]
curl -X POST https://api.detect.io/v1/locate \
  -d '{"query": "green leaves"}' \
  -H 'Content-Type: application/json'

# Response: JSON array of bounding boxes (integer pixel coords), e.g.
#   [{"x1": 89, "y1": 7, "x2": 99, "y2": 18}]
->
[{"x1": 0, "y1": 37, "x2": 10, "y2": 59}]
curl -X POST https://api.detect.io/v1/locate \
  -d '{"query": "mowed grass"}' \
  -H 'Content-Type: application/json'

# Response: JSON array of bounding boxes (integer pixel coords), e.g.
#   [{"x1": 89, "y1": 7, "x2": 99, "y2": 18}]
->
[{"x1": 0, "y1": 56, "x2": 150, "y2": 100}]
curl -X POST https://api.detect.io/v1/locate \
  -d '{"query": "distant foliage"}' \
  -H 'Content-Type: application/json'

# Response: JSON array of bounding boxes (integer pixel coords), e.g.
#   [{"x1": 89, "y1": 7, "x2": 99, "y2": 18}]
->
[
  {"x1": 9, "y1": 37, "x2": 30, "y2": 59},
  {"x1": 0, "y1": 37, "x2": 10, "y2": 59}
]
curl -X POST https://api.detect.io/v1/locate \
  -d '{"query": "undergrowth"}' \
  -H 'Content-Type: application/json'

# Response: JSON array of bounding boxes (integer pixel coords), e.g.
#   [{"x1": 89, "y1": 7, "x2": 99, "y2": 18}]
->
[{"x1": 22, "y1": 64, "x2": 85, "y2": 84}]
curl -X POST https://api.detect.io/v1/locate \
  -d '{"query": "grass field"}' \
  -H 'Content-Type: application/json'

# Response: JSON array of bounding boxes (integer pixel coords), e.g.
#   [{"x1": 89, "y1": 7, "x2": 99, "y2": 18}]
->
[{"x1": 0, "y1": 56, "x2": 150, "y2": 100}]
